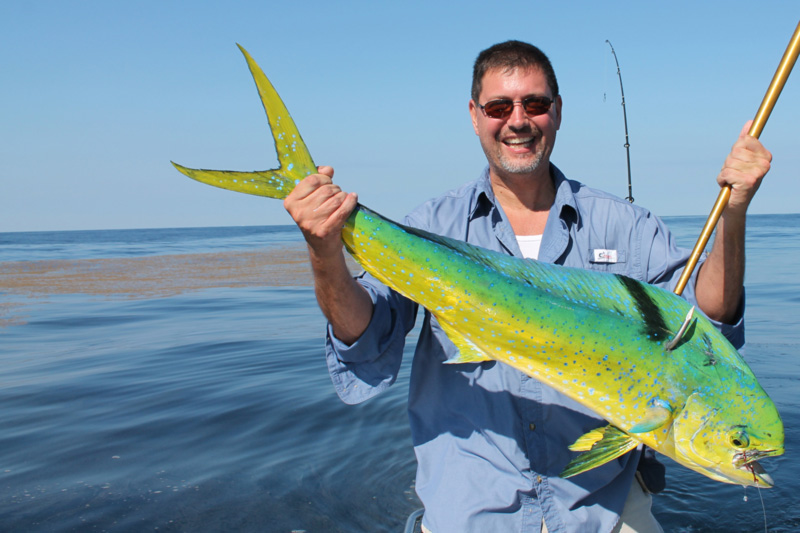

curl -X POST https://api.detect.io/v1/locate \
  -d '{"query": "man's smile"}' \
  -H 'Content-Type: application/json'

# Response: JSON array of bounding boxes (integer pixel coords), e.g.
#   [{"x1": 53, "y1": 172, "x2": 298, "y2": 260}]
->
[
  {"x1": 500, "y1": 133, "x2": 539, "y2": 155},
  {"x1": 502, "y1": 136, "x2": 535, "y2": 148}
]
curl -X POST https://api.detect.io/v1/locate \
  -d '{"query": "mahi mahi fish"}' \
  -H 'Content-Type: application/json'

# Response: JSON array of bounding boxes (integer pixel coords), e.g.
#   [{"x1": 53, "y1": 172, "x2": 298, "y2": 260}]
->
[{"x1": 173, "y1": 45, "x2": 784, "y2": 487}]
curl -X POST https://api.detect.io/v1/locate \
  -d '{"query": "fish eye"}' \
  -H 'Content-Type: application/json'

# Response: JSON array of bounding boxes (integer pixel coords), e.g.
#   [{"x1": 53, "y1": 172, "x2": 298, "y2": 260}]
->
[{"x1": 729, "y1": 431, "x2": 750, "y2": 448}]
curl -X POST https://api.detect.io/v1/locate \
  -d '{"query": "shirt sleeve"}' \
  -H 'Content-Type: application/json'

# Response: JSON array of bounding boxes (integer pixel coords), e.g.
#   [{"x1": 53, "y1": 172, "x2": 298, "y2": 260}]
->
[
  {"x1": 639, "y1": 212, "x2": 745, "y2": 349},
  {"x1": 325, "y1": 271, "x2": 419, "y2": 405}
]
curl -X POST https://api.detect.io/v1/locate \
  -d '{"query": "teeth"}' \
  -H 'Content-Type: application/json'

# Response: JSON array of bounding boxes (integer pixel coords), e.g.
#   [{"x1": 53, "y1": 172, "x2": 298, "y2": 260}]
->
[{"x1": 505, "y1": 138, "x2": 533, "y2": 145}]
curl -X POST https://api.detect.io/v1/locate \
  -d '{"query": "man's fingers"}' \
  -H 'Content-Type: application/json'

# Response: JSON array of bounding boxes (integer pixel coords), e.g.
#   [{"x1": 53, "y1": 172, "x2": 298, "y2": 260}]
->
[
  {"x1": 715, "y1": 122, "x2": 772, "y2": 211},
  {"x1": 313, "y1": 191, "x2": 358, "y2": 232},
  {"x1": 317, "y1": 165, "x2": 334, "y2": 178},
  {"x1": 280, "y1": 166, "x2": 357, "y2": 253},
  {"x1": 740, "y1": 120, "x2": 754, "y2": 139},
  {"x1": 289, "y1": 173, "x2": 335, "y2": 201}
]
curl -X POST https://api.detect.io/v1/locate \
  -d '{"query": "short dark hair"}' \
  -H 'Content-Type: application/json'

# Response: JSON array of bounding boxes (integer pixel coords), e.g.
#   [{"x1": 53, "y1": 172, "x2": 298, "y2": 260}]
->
[{"x1": 471, "y1": 40, "x2": 559, "y2": 102}]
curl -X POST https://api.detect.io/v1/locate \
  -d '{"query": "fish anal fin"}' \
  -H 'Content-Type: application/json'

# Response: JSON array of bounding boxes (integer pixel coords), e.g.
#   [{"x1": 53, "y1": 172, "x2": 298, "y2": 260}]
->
[
  {"x1": 437, "y1": 317, "x2": 493, "y2": 364},
  {"x1": 561, "y1": 425, "x2": 638, "y2": 478}
]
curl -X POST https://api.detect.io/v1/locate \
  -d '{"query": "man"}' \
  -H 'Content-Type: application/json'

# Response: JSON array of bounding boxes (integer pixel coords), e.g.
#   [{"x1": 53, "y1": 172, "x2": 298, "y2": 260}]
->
[{"x1": 284, "y1": 41, "x2": 771, "y2": 532}]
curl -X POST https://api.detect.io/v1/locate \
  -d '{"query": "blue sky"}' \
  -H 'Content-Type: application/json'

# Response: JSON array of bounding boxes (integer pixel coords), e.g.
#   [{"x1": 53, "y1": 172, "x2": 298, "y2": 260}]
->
[{"x1": 2, "y1": 1, "x2": 798, "y2": 232}]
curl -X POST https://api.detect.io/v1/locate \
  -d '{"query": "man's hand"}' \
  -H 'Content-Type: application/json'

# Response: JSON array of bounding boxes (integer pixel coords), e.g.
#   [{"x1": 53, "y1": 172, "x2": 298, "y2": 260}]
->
[
  {"x1": 284, "y1": 166, "x2": 359, "y2": 261},
  {"x1": 283, "y1": 166, "x2": 371, "y2": 344},
  {"x1": 696, "y1": 121, "x2": 772, "y2": 324},
  {"x1": 716, "y1": 121, "x2": 772, "y2": 214}
]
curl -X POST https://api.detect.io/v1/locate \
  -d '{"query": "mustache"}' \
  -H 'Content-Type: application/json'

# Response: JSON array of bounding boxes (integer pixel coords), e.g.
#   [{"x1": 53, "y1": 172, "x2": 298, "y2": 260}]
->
[{"x1": 501, "y1": 123, "x2": 541, "y2": 136}]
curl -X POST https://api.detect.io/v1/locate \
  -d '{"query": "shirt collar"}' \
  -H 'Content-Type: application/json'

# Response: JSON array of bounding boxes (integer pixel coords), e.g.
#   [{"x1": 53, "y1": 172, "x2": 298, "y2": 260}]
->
[
  {"x1": 550, "y1": 164, "x2": 580, "y2": 227},
  {"x1": 472, "y1": 164, "x2": 579, "y2": 227},
  {"x1": 471, "y1": 167, "x2": 495, "y2": 220}
]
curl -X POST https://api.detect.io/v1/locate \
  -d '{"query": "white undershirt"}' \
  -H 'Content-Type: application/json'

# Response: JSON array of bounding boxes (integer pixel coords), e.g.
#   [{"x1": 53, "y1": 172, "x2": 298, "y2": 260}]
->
[{"x1": 515, "y1": 235, "x2": 543, "y2": 260}]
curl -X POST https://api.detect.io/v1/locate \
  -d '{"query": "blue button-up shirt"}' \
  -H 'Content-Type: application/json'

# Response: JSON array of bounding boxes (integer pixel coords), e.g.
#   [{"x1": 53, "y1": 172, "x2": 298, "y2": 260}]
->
[{"x1": 325, "y1": 165, "x2": 744, "y2": 533}]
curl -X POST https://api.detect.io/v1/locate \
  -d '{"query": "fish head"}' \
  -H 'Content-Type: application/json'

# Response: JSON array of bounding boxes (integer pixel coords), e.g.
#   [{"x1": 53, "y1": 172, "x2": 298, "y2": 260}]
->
[{"x1": 671, "y1": 391, "x2": 784, "y2": 487}]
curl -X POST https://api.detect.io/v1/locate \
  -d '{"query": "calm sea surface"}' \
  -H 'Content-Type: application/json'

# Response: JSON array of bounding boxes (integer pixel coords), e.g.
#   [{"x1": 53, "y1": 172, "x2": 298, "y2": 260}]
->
[{"x1": 1, "y1": 215, "x2": 798, "y2": 532}]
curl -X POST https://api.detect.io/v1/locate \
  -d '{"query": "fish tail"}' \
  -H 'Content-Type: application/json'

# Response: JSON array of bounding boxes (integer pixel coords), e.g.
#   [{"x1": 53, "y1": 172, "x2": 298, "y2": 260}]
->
[{"x1": 171, "y1": 44, "x2": 317, "y2": 200}]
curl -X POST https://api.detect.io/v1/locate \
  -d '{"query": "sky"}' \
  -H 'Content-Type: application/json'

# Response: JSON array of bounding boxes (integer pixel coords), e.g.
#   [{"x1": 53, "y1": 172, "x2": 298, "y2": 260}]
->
[{"x1": 2, "y1": 1, "x2": 798, "y2": 232}]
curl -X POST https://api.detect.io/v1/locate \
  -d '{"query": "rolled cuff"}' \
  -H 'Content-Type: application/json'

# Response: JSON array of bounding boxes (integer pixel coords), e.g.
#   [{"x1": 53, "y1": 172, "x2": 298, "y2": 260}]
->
[
  {"x1": 325, "y1": 279, "x2": 411, "y2": 405},
  {"x1": 704, "y1": 290, "x2": 746, "y2": 350}
]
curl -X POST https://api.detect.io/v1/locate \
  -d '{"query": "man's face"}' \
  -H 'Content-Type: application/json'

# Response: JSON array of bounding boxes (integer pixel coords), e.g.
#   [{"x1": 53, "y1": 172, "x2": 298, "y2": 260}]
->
[{"x1": 469, "y1": 67, "x2": 562, "y2": 180}]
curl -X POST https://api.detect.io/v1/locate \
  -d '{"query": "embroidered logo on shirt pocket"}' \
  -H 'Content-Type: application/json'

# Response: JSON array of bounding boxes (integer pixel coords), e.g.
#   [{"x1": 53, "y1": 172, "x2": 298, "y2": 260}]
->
[
  {"x1": 588, "y1": 248, "x2": 628, "y2": 273},
  {"x1": 591, "y1": 248, "x2": 618, "y2": 263}
]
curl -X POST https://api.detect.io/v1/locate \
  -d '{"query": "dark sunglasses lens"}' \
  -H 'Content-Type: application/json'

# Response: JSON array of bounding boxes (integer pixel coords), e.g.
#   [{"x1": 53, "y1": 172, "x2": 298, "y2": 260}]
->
[
  {"x1": 523, "y1": 97, "x2": 551, "y2": 116},
  {"x1": 483, "y1": 100, "x2": 513, "y2": 118}
]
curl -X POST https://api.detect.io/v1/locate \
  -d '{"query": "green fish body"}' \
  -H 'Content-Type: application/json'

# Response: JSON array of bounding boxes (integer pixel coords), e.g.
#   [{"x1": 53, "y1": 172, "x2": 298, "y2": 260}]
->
[{"x1": 173, "y1": 46, "x2": 784, "y2": 487}]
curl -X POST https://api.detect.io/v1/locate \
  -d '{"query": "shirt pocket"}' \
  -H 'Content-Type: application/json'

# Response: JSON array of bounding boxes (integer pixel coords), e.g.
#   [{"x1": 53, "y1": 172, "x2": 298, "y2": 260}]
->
[{"x1": 586, "y1": 245, "x2": 630, "y2": 275}]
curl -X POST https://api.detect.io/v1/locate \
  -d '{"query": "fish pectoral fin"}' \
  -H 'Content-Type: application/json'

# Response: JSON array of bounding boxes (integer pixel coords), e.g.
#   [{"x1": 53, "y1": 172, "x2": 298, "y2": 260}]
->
[
  {"x1": 628, "y1": 399, "x2": 673, "y2": 433},
  {"x1": 561, "y1": 425, "x2": 638, "y2": 478},
  {"x1": 568, "y1": 427, "x2": 607, "y2": 452},
  {"x1": 438, "y1": 318, "x2": 494, "y2": 364}
]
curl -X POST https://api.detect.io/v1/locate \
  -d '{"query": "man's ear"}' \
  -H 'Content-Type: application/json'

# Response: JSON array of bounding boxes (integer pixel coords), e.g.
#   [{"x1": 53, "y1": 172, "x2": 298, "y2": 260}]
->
[
  {"x1": 469, "y1": 99, "x2": 480, "y2": 135},
  {"x1": 554, "y1": 95, "x2": 563, "y2": 131}
]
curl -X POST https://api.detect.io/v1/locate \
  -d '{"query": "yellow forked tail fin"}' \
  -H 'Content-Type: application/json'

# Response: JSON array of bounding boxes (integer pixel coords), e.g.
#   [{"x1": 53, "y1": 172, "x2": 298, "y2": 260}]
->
[{"x1": 172, "y1": 44, "x2": 316, "y2": 199}]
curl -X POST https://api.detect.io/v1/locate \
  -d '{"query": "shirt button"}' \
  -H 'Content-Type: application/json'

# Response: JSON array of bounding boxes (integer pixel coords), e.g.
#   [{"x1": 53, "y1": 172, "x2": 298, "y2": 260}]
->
[
  {"x1": 537, "y1": 476, "x2": 543, "y2": 483},
  {"x1": 529, "y1": 422, "x2": 536, "y2": 431}
]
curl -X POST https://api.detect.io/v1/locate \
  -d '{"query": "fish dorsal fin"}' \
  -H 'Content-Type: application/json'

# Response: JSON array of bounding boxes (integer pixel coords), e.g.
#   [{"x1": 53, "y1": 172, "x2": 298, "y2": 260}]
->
[
  {"x1": 665, "y1": 306, "x2": 695, "y2": 352},
  {"x1": 393, "y1": 222, "x2": 676, "y2": 331},
  {"x1": 561, "y1": 425, "x2": 638, "y2": 478},
  {"x1": 395, "y1": 222, "x2": 587, "y2": 291},
  {"x1": 172, "y1": 45, "x2": 316, "y2": 199}
]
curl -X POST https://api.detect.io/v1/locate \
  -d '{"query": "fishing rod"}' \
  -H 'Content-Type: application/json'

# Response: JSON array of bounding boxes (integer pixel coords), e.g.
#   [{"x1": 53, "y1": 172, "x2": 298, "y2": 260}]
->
[
  {"x1": 606, "y1": 40, "x2": 634, "y2": 203},
  {"x1": 673, "y1": 20, "x2": 800, "y2": 296}
]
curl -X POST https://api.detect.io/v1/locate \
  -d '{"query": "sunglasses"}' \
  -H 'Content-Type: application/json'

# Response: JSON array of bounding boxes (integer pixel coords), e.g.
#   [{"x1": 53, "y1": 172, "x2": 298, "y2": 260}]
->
[{"x1": 478, "y1": 96, "x2": 555, "y2": 119}]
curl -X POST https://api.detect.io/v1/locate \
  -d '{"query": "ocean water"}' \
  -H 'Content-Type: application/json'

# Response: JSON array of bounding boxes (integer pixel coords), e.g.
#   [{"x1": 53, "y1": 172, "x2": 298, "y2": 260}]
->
[{"x1": 1, "y1": 215, "x2": 798, "y2": 532}]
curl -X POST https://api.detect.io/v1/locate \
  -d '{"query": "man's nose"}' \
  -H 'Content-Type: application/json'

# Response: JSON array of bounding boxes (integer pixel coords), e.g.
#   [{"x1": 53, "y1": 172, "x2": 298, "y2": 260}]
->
[{"x1": 506, "y1": 102, "x2": 529, "y2": 127}]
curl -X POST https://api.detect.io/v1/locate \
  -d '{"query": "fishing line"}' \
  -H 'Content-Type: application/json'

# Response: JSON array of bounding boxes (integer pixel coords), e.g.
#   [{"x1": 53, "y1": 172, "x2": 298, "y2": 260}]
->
[
  {"x1": 756, "y1": 482, "x2": 768, "y2": 533},
  {"x1": 603, "y1": 44, "x2": 608, "y2": 103},
  {"x1": 743, "y1": 481, "x2": 769, "y2": 532}
]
